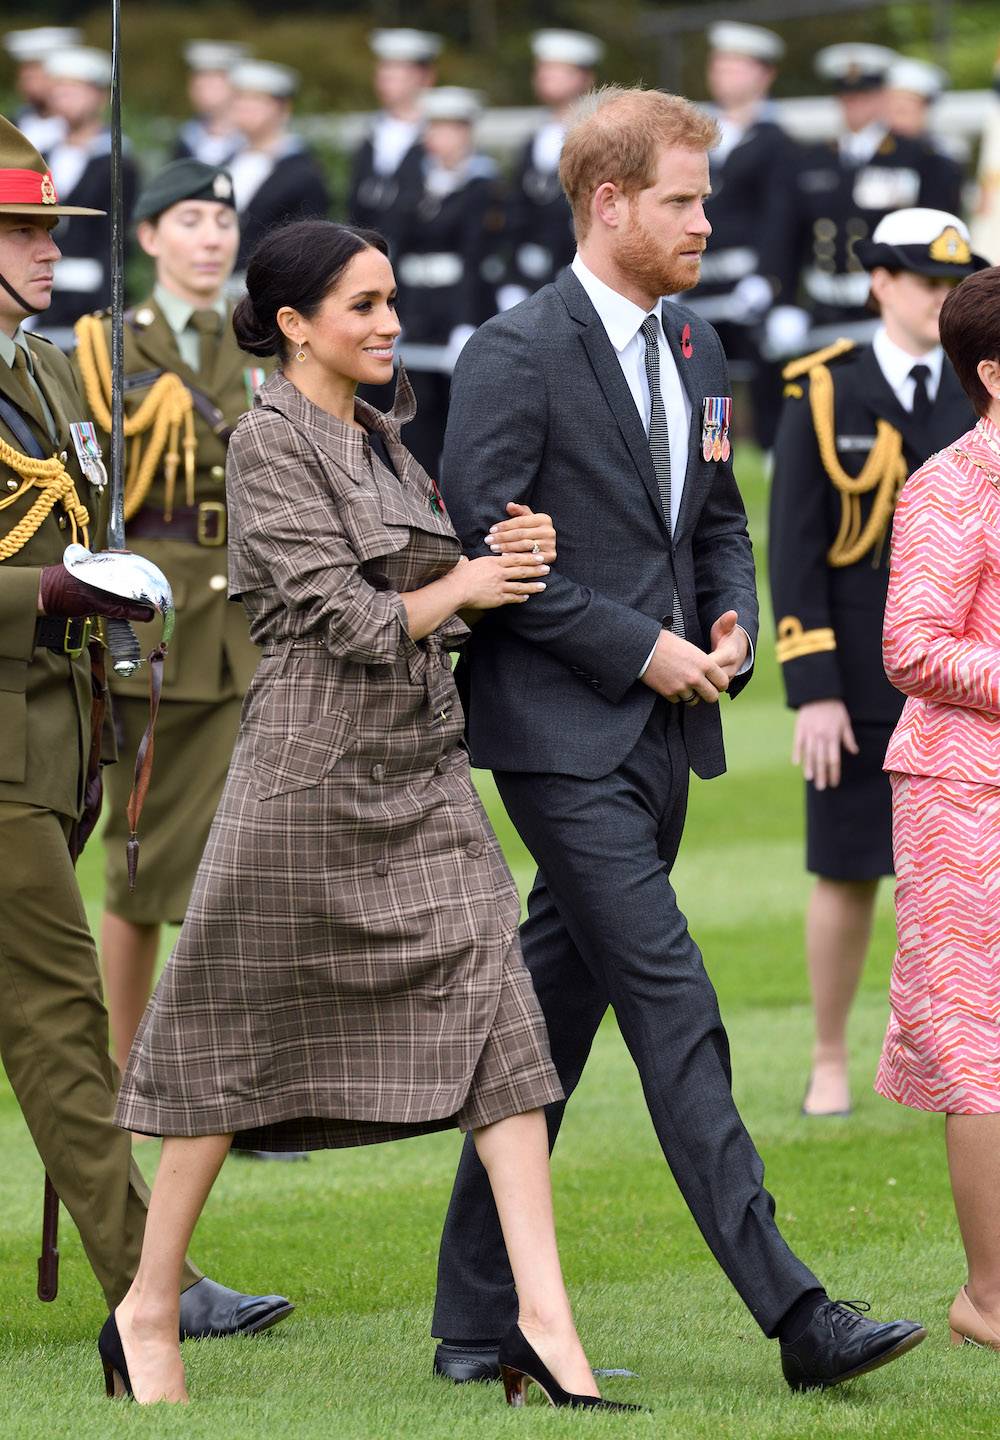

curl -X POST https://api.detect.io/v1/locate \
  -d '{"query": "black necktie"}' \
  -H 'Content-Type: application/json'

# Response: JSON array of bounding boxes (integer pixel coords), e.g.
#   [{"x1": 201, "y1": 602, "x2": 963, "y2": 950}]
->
[
  {"x1": 909, "y1": 363, "x2": 932, "y2": 422},
  {"x1": 640, "y1": 315, "x2": 684, "y2": 637},
  {"x1": 190, "y1": 308, "x2": 221, "y2": 381}
]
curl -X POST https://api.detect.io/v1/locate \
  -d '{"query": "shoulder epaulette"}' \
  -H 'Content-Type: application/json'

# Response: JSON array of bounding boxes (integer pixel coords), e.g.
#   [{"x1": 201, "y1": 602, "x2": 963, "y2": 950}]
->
[{"x1": 782, "y1": 338, "x2": 856, "y2": 382}]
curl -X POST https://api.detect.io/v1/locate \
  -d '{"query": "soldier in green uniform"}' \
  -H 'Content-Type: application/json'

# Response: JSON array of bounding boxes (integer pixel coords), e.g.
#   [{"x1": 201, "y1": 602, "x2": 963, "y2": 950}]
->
[
  {"x1": 0, "y1": 116, "x2": 291, "y2": 1329},
  {"x1": 71, "y1": 159, "x2": 269, "y2": 1074}
]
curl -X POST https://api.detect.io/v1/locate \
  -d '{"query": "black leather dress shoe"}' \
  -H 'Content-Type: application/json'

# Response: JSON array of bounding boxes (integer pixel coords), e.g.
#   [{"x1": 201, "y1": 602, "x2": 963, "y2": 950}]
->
[
  {"x1": 780, "y1": 1300, "x2": 926, "y2": 1391},
  {"x1": 433, "y1": 1341, "x2": 639, "y2": 1385},
  {"x1": 434, "y1": 1342, "x2": 501, "y2": 1382},
  {"x1": 178, "y1": 1277, "x2": 294, "y2": 1340}
]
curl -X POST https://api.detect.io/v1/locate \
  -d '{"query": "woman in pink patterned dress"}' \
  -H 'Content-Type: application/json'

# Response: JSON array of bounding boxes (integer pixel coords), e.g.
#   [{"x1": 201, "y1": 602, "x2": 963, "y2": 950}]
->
[{"x1": 876, "y1": 264, "x2": 1000, "y2": 1351}]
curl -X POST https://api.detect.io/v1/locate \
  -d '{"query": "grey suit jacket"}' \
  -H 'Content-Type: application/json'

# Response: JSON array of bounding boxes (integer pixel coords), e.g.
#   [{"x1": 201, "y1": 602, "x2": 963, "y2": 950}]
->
[{"x1": 440, "y1": 266, "x2": 759, "y2": 780}]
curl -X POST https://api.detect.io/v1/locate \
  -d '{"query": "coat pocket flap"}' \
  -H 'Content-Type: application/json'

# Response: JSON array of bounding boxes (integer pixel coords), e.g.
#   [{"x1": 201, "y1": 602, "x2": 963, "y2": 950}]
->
[{"x1": 252, "y1": 705, "x2": 356, "y2": 800}]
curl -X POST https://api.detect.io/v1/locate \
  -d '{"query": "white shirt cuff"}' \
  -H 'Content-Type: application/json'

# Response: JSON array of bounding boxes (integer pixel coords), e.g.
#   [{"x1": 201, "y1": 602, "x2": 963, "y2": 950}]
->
[
  {"x1": 636, "y1": 625, "x2": 754, "y2": 680},
  {"x1": 638, "y1": 639, "x2": 658, "y2": 678}
]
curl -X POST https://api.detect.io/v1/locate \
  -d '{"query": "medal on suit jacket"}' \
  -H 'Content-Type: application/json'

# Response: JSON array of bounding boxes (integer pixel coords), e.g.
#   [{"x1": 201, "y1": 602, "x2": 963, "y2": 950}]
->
[
  {"x1": 702, "y1": 396, "x2": 732, "y2": 462},
  {"x1": 69, "y1": 420, "x2": 108, "y2": 490}
]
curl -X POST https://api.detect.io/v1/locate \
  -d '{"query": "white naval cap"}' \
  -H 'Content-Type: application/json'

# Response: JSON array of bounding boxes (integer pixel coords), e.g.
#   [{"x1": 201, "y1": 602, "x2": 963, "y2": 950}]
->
[
  {"x1": 857, "y1": 206, "x2": 988, "y2": 276},
  {"x1": 872, "y1": 207, "x2": 969, "y2": 246},
  {"x1": 421, "y1": 86, "x2": 482, "y2": 124},
  {"x1": 183, "y1": 40, "x2": 251, "y2": 73},
  {"x1": 815, "y1": 43, "x2": 898, "y2": 89},
  {"x1": 707, "y1": 21, "x2": 785, "y2": 64},
  {"x1": 531, "y1": 29, "x2": 605, "y2": 68},
  {"x1": 886, "y1": 57, "x2": 947, "y2": 100},
  {"x1": 3, "y1": 27, "x2": 82, "y2": 63},
  {"x1": 369, "y1": 29, "x2": 443, "y2": 64},
  {"x1": 44, "y1": 46, "x2": 113, "y2": 88},
  {"x1": 229, "y1": 60, "x2": 299, "y2": 98}
]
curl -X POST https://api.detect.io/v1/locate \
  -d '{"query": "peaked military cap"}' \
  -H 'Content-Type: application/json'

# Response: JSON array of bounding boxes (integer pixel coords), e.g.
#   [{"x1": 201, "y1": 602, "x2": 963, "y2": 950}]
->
[
  {"x1": 3, "y1": 26, "x2": 82, "y2": 63},
  {"x1": 815, "y1": 43, "x2": 897, "y2": 93},
  {"x1": 132, "y1": 159, "x2": 236, "y2": 224},
  {"x1": 0, "y1": 113, "x2": 104, "y2": 216},
  {"x1": 369, "y1": 29, "x2": 442, "y2": 64},
  {"x1": 531, "y1": 29, "x2": 605, "y2": 67},
  {"x1": 856, "y1": 207, "x2": 989, "y2": 278}
]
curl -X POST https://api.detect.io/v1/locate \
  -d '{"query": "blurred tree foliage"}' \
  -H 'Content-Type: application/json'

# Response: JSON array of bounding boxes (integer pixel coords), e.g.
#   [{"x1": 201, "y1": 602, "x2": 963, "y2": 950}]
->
[{"x1": 1, "y1": 0, "x2": 996, "y2": 119}]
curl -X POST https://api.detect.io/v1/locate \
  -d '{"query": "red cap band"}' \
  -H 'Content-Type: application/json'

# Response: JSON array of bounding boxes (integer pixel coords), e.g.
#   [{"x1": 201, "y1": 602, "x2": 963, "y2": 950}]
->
[{"x1": 0, "y1": 168, "x2": 60, "y2": 205}]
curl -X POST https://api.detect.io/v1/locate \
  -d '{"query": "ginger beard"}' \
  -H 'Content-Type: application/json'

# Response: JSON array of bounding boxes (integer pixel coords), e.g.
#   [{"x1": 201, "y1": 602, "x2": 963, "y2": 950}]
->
[{"x1": 614, "y1": 203, "x2": 705, "y2": 298}]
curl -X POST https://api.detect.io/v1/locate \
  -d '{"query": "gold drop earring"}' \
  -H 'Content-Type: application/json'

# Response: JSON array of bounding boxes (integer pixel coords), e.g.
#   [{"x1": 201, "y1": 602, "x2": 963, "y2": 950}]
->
[{"x1": 295, "y1": 342, "x2": 307, "y2": 363}]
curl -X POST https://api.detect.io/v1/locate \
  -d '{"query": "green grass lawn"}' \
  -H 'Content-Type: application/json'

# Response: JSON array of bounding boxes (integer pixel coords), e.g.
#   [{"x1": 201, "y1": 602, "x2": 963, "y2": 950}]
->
[{"x1": 0, "y1": 450, "x2": 990, "y2": 1437}]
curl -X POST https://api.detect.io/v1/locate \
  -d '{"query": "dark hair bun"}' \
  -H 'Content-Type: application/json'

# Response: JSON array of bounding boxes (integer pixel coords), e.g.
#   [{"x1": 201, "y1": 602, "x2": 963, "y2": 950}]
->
[
  {"x1": 233, "y1": 219, "x2": 391, "y2": 362},
  {"x1": 232, "y1": 293, "x2": 280, "y2": 358}
]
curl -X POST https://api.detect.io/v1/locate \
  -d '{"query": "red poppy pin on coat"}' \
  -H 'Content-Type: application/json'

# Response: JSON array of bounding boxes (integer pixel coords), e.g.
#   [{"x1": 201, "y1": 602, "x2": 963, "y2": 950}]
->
[{"x1": 681, "y1": 323, "x2": 693, "y2": 358}]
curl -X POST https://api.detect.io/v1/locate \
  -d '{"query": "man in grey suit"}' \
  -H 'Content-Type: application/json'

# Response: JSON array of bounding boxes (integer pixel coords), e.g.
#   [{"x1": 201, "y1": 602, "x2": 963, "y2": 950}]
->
[{"x1": 431, "y1": 87, "x2": 925, "y2": 1393}]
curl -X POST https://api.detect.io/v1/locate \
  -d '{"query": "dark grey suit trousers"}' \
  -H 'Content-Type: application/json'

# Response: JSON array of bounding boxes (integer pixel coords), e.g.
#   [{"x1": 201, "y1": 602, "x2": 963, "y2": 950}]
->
[{"x1": 432, "y1": 701, "x2": 820, "y2": 1339}]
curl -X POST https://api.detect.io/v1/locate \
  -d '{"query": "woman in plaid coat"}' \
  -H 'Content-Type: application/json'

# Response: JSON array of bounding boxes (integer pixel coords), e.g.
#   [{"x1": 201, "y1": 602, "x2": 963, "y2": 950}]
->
[{"x1": 108, "y1": 221, "x2": 634, "y2": 1412}]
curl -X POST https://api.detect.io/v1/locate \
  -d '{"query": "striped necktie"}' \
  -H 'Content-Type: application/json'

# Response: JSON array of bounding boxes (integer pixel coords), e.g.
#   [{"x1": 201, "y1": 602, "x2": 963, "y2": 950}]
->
[{"x1": 640, "y1": 314, "x2": 684, "y2": 637}]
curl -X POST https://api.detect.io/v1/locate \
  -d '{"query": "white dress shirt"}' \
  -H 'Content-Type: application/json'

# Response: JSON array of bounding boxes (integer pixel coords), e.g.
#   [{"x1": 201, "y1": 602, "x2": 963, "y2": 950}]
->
[
  {"x1": 531, "y1": 119, "x2": 566, "y2": 173},
  {"x1": 838, "y1": 122, "x2": 886, "y2": 167},
  {"x1": 571, "y1": 252, "x2": 691, "y2": 531},
  {"x1": 871, "y1": 325, "x2": 943, "y2": 410},
  {"x1": 372, "y1": 114, "x2": 421, "y2": 176},
  {"x1": 570, "y1": 253, "x2": 752, "y2": 678}
]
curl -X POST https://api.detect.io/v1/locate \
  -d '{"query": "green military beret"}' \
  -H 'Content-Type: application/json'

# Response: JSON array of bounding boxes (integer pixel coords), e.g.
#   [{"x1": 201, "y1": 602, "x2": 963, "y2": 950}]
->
[{"x1": 133, "y1": 159, "x2": 236, "y2": 224}]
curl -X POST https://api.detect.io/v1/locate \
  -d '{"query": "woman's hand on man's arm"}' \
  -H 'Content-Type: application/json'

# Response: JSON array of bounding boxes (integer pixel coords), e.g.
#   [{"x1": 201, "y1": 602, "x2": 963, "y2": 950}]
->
[{"x1": 484, "y1": 502, "x2": 557, "y2": 564}]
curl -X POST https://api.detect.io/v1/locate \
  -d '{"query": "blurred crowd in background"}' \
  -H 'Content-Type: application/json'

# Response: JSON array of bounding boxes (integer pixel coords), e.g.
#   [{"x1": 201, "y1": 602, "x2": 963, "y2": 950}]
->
[{"x1": 4, "y1": 16, "x2": 1000, "y2": 468}]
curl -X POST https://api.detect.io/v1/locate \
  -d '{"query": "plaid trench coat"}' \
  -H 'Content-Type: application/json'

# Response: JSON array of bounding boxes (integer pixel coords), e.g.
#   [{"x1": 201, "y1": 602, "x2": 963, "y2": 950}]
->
[{"x1": 115, "y1": 370, "x2": 562, "y2": 1151}]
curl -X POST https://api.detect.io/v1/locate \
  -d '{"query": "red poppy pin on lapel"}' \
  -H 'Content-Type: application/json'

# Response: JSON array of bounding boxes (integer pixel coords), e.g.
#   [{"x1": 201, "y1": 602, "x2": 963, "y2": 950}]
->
[{"x1": 681, "y1": 323, "x2": 693, "y2": 359}]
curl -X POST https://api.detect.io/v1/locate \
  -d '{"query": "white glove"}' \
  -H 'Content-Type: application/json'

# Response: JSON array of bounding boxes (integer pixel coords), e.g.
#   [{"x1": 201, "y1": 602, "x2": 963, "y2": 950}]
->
[
  {"x1": 496, "y1": 284, "x2": 529, "y2": 312},
  {"x1": 763, "y1": 305, "x2": 811, "y2": 360},
  {"x1": 730, "y1": 274, "x2": 773, "y2": 324},
  {"x1": 446, "y1": 325, "x2": 476, "y2": 369}
]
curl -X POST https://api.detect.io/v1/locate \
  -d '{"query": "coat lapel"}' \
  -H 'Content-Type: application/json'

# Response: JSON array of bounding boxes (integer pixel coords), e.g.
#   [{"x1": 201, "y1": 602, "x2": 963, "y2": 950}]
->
[
  {"x1": 661, "y1": 304, "x2": 712, "y2": 541},
  {"x1": 555, "y1": 269, "x2": 668, "y2": 534},
  {"x1": 854, "y1": 345, "x2": 930, "y2": 460}
]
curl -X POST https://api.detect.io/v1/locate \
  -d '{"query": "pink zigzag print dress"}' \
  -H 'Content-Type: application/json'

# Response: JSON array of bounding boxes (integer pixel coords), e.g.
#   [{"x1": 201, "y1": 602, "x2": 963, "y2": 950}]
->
[{"x1": 876, "y1": 417, "x2": 1000, "y2": 1115}]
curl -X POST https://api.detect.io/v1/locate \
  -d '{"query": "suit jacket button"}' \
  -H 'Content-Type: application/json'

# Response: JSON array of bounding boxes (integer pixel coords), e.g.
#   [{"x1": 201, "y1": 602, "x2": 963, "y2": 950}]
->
[
  {"x1": 209, "y1": 574, "x2": 227, "y2": 592},
  {"x1": 371, "y1": 763, "x2": 385, "y2": 782},
  {"x1": 375, "y1": 857, "x2": 390, "y2": 876}
]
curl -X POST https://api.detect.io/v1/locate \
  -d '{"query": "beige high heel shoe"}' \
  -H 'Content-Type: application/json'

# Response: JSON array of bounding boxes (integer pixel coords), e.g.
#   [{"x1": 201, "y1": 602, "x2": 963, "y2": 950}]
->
[{"x1": 949, "y1": 1286, "x2": 1000, "y2": 1349}]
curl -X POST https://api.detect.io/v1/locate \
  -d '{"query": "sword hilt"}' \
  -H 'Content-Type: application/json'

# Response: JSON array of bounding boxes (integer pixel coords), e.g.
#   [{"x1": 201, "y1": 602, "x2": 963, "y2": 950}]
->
[{"x1": 105, "y1": 617, "x2": 142, "y2": 678}]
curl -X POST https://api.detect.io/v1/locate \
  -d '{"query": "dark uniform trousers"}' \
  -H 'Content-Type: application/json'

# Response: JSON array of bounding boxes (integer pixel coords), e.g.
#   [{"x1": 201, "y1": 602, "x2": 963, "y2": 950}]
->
[{"x1": 433, "y1": 701, "x2": 819, "y2": 1340}]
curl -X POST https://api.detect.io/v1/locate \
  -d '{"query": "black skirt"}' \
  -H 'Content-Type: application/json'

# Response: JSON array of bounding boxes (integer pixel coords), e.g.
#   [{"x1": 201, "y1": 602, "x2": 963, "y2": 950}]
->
[{"x1": 806, "y1": 721, "x2": 896, "y2": 880}]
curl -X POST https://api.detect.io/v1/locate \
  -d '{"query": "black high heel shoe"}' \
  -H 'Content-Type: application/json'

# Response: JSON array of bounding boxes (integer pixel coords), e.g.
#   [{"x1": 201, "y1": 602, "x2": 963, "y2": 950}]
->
[
  {"x1": 98, "y1": 1312, "x2": 134, "y2": 1400},
  {"x1": 499, "y1": 1325, "x2": 648, "y2": 1412}
]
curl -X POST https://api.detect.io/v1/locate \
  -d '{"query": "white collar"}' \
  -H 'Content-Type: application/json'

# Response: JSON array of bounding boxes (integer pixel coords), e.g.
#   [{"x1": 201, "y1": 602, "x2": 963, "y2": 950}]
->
[
  {"x1": 571, "y1": 253, "x2": 662, "y2": 352},
  {"x1": 872, "y1": 324, "x2": 943, "y2": 396}
]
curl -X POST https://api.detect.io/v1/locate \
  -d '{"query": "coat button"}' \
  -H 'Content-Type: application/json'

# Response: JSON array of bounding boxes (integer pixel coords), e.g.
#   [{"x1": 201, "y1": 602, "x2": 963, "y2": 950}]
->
[
  {"x1": 466, "y1": 840, "x2": 483, "y2": 858},
  {"x1": 210, "y1": 465, "x2": 224, "y2": 481},
  {"x1": 375, "y1": 857, "x2": 390, "y2": 876},
  {"x1": 371, "y1": 763, "x2": 385, "y2": 782},
  {"x1": 57, "y1": 515, "x2": 67, "y2": 529},
  {"x1": 209, "y1": 574, "x2": 227, "y2": 592},
  {"x1": 6, "y1": 478, "x2": 18, "y2": 491}
]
